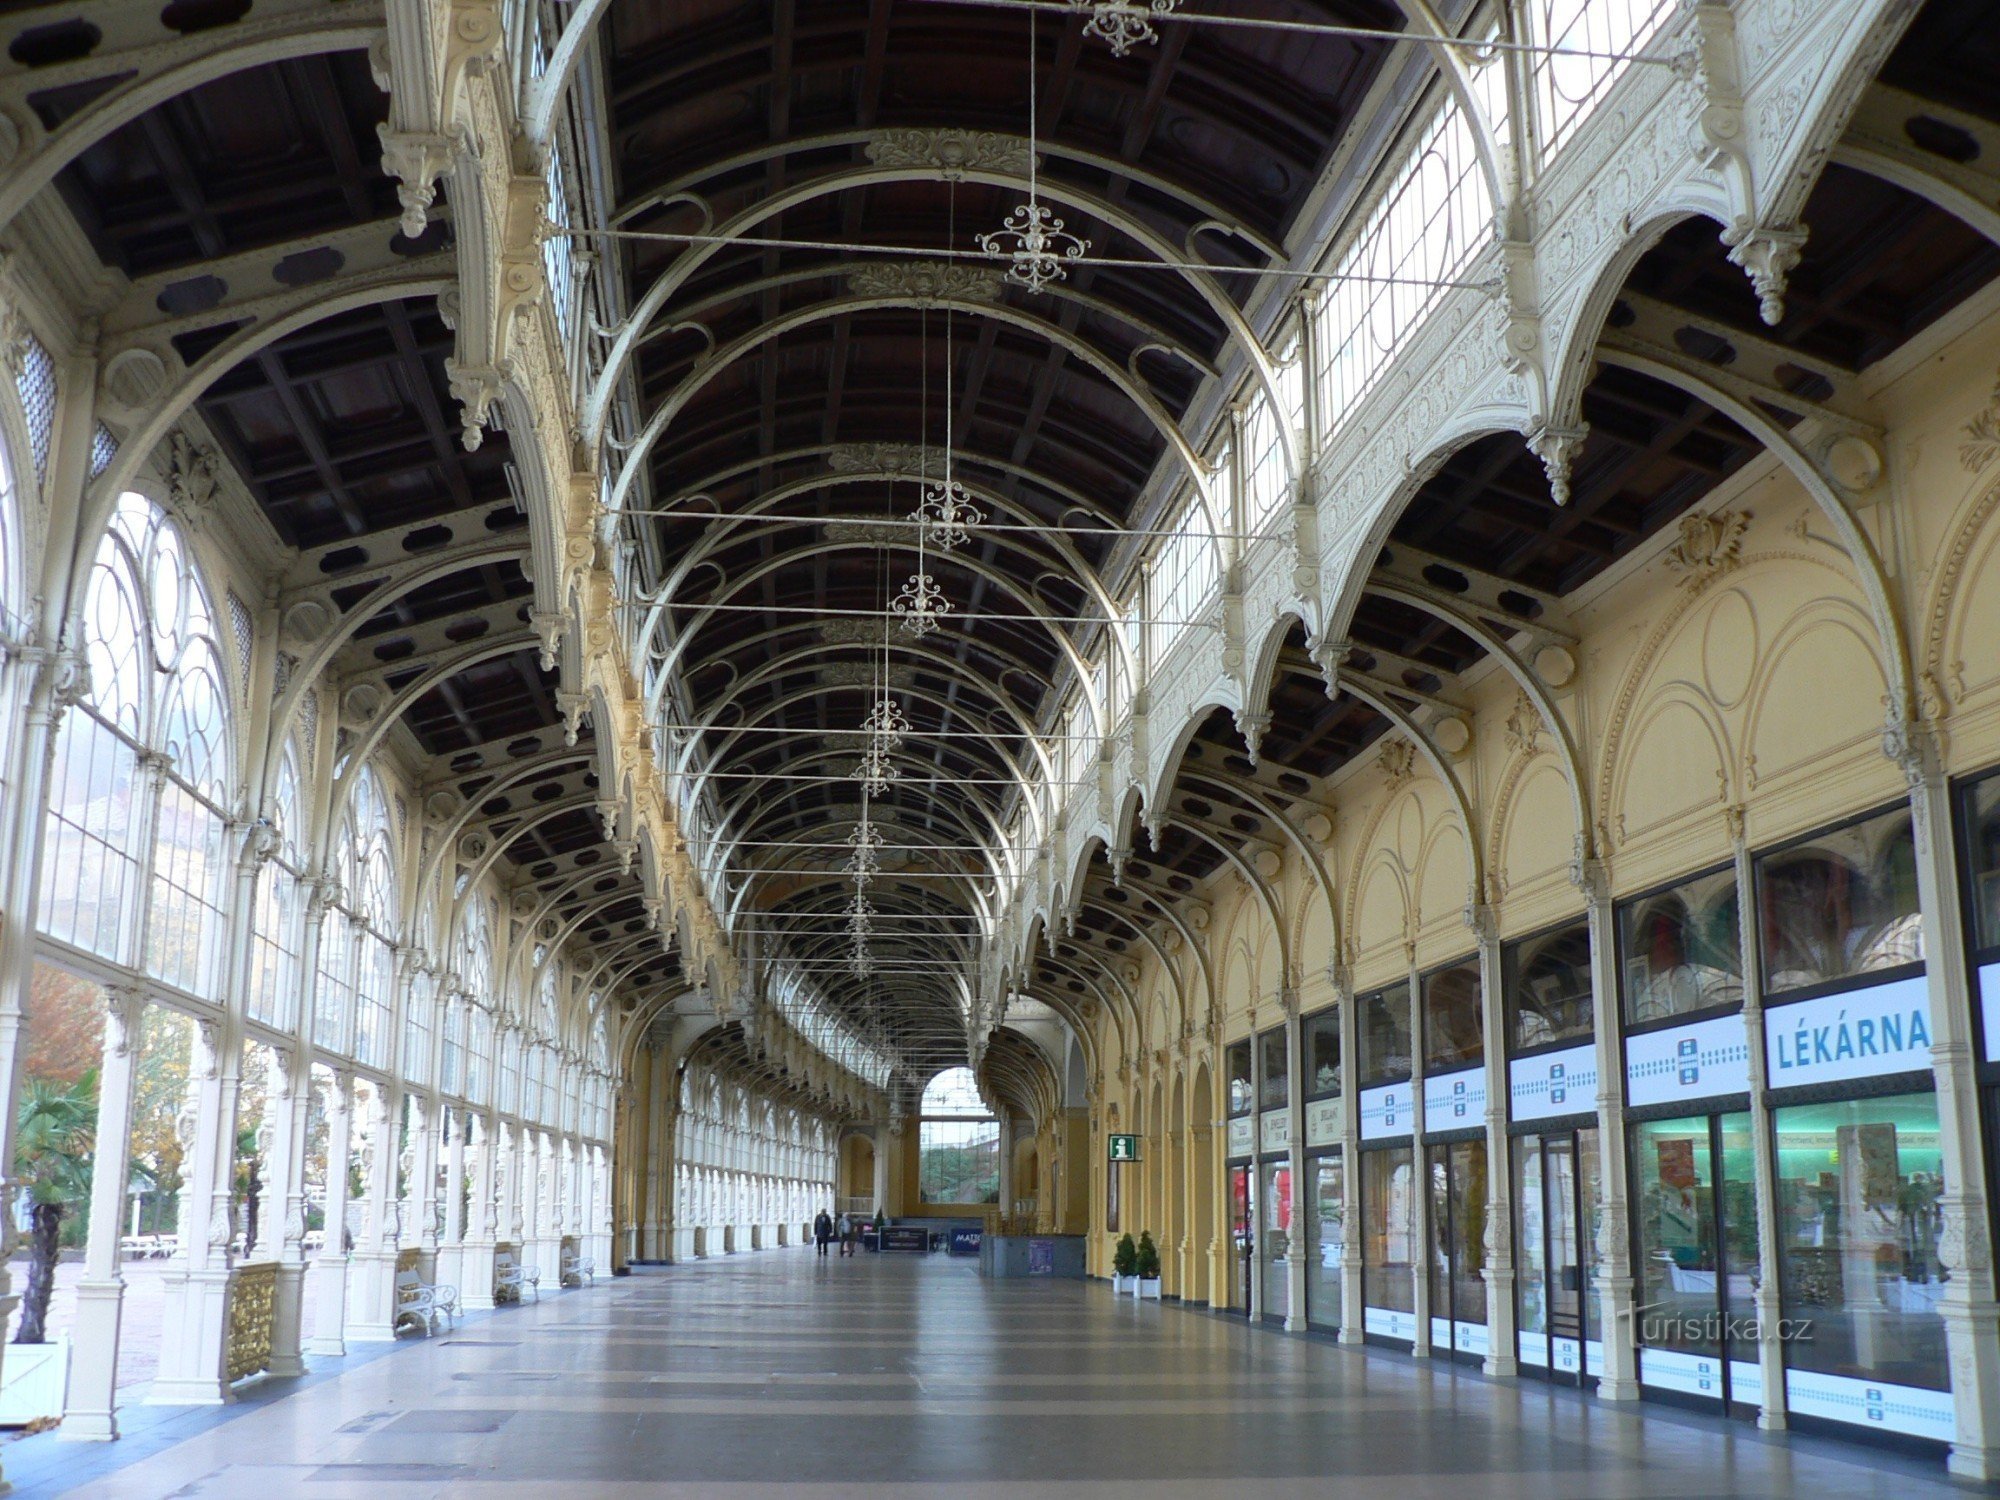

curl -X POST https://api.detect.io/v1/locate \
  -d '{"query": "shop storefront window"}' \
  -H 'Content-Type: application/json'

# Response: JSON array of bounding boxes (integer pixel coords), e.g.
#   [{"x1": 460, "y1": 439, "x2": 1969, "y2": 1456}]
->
[
  {"x1": 1619, "y1": 867, "x2": 1741, "y2": 1026},
  {"x1": 1424, "y1": 960, "x2": 1483, "y2": 1073},
  {"x1": 1757, "y1": 805, "x2": 1923, "y2": 999},
  {"x1": 1506, "y1": 920, "x2": 1593, "y2": 1051},
  {"x1": 1514, "y1": 1128, "x2": 1602, "y2": 1380},
  {"x1": 1358, "y1": 981, "x2": 1412, "y2": 1085},
  {"x1": 1230, "y1": 1164, "x2": 1253, "y2": 1313},
  {"x1": 1306, "y1": 1152, "x2": 1344, "y2": 1329},
  {"x1": 1362, "y1": 1146, "x2": 1417, "y2": 1336},
  {"x1": 1260, "y1": 1027, "x2": 1288, "y2": 1111},
  {"x1": 1305, "y1": 1008, "x2": 1341, "y2": 1096},
  {"x1": 1773, "y1": 1092, "x2": 1948, "y2": 1394}
]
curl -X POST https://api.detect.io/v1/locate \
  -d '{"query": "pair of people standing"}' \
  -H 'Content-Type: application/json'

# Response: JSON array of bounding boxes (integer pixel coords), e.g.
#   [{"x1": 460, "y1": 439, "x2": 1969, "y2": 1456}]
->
[{"x1": 813, "y1": 1210, "x2": 861, "y2": 1257}]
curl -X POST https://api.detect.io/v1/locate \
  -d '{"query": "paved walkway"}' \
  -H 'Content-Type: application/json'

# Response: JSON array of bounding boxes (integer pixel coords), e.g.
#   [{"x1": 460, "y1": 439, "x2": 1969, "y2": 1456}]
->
[{"x1": 12, "y1": 1250, "x2": 1992, "y2": 1498}]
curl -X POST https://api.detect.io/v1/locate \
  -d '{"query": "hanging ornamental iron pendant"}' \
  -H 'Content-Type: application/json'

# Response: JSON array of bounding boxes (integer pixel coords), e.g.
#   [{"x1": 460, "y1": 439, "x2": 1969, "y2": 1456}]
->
[
  {"x1": 894, "y1": 573, "x2": 952, "y2": 636},
  {"x1": 911, "y1": 477, "x2": 984, "y2": 552},
  {"x1": 856, "y1": 741, "x2": 898, "y2": 798},
  {"x1": 847, "y1": 941, "x2": 874, "y2": 979},
  {"x1": 977, "y1": 202, "x2": 1089, "y2": 294},
  {"x1": 847, "y1": 817, "x2": 884, "y2": 884},
  {"x1": 861, "y1": 696, "x2": 910, "y2": 746},
  {"x1": 1069, "y1": 0, "x2": 1180, "y2": 57}
]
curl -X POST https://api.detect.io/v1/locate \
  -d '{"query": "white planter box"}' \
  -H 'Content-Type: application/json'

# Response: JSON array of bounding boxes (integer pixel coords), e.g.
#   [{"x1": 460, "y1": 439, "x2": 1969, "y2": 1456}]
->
[
  {"x1": 1112, "y1": 1274, "x2": 1138, "y2": 1295},
  {"x1": 0, "y1": 1336, "x2": 69, "y2": 1426},
  {"x1": 1137, "y1": 1278, "x2": 1162, "y2": 1300}
]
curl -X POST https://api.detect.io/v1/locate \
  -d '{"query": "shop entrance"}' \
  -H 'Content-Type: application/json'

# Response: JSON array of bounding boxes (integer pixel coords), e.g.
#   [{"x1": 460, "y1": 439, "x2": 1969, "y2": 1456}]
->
[
  {"x1": 1229, "y1": 1163, "x2": 1254, "y2": 1316},
  {"x1": 1513, "y1": 1127, "x2": 1601, "y2": 1384},
  {"x1": 1426, "y1": 1136, "x2": 1489, "y2": 1362},
  {"x1": 1628, "y1": 1111, "x2": 1761, "y2": 1414}
]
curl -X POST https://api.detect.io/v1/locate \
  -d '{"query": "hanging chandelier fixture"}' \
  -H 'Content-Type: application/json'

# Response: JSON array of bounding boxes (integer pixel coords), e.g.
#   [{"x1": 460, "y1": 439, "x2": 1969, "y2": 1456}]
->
[
  {"x1": 861, "y1": 695, "x2": 909, "y2": 747},
  {"x1": 912, "y1": 474, "x2": 983, "y2": 551},
  {"x1": 856, "y1": 738, "x2": 899, "y2": 796},
  {"x1": 979, "y1": 9, "x2": 1090, "y2": 293},
  {"x1": 1068, "y1": 0, "x2": 1181, "y2": 56}
]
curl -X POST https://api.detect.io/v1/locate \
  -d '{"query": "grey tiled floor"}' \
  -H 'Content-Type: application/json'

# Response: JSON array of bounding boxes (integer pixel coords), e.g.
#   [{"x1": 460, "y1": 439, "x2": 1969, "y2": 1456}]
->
[{"x1": 21, "y1": 1250, "x2": 1998, "y2": 1498}]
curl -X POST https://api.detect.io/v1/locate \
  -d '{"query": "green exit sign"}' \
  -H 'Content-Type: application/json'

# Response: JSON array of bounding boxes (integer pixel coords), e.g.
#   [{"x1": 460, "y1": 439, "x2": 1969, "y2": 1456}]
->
[{"x1": 1107, "y1": 1134, "x2": 1141, "y2": 1162}]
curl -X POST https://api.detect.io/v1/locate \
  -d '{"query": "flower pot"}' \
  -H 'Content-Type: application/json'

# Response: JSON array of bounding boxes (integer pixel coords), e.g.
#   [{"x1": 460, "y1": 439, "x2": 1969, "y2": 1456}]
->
[{"x1": 1137, "y1": 1277, "x2": 1162, "y2": 1300}]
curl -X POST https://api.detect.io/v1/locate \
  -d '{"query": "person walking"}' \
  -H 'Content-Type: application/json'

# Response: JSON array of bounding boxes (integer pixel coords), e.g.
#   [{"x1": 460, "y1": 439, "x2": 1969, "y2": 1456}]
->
[
  {"x1": 838, "y1": 1211, "x2": 857, "y2": 1257},
  {"x1": 813, "y1": 1207, "x2": 833, "y2": 1258}
]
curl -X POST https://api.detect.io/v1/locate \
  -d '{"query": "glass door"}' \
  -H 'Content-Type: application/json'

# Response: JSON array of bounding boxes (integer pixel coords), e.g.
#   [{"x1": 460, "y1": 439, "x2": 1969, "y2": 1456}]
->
[
  {"x1": 1513, "y1": 1127, "x2": 1603, "y2": 1383},
  {"x1": 1426, "y1": 1138, "x2": 1490, "y2": 1361},
  {"x1": 1260, "y1": 1160, "x2": 1291, "y2": 1323},
  {"x1": 1305, "y1": 1152, "x2": 1344, "y2": 1330},
  {"x1": 1229, "y1": 1164, "x2": 1254, "y2": 1315}
]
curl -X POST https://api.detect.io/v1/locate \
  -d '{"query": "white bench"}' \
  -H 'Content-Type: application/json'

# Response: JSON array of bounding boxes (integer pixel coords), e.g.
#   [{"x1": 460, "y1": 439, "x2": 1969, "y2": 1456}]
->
[
  {"x1": 496, "y1": 1263, "x2": 540, "y2": 1303},
  {"x1": 561, "y1": 1250, "x2": 595, "y2": 1287},
  {"x1": 394, "y1": 1267, "x2": 458, "y2": 1335}
]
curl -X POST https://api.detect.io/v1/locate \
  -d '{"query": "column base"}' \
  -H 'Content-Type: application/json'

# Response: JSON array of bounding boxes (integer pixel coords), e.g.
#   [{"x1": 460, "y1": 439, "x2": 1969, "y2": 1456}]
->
[
  {"x1": 144, "y1": 1379, "x2": 234, "y2": 1407},
  {"x1": 459, "y1": 1242, "x2": 498, "y2": 1310},
  {"x1": 148, "y1": 1266, "x2": 234, "y2": 1407},
  {"x1": 305, "y1": 1254, "x2": 348, "y2": 1357},
  {"x1": 1483, "y1": 1354, "x2": 1518, "y2": 1379},
  {"x1": 61, "y1": 1278, "x2": 125, "y2": 1441},
  {"x1": 1596, "y1": 1378, "x2": 1641, "y2": 1402},
  {"x1": 345, "y1": 1251, "x2": 400, "y2": 1342},
  {"x1": 1949, "y1": 1443, "x2": 2000, "y2": 1482}
]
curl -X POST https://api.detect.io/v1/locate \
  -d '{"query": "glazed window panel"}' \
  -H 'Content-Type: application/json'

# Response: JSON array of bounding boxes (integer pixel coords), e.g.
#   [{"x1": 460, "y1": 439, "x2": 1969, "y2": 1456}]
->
[
  {"x1": 1756, "y1": 806, "x2": 1923, "y2": 999},
  {"x1": 1618, "y1": 867, "x2": 1742, "y2": 1026},
  {"x1": 1362, "y1": 1146, "x2": 1417, "y2": 1314},
  {"x1": 1305, "y1": 1152, "x2": 1344, "y2": 1328},
  {"x1": 1259, "y1": 1027, "x2": 1288, "y2": 1111},
  {"x1": 1357, "y1": 982, "x2": 1412, "y2": 1085},
  {"x1": 1227, "y1": 1038, "x2": 1254, "y2": 1116},
  {"x1": 1631, "y1": 1115, "x2": 1722, "y2": 1358},
  {"x1": 1773, "y1": 1092, "x2": 1948, "y2": 1391},
  {"x1": 145, "y1": 779, "x2": 227, "y2": 997},
  {"x1": 39, "y1": 710, "x2": 140, "y2": 960},
  {"x1": 1421, "y1": 960, "x2": 1482, "y2": 1073},
  {"x1": 1505, "y1": 920, "x2": 1594, "y2": 1052},
  {"x1": 1304, "y1": 1007, "x2": 1341, "y2": 1097},
  {"x1": 1531, "y1": 0, "x2": 1676, "y2": 161},
  {"x1": 1963, "y1": 771, "x2": 2000, "y2": 952}
]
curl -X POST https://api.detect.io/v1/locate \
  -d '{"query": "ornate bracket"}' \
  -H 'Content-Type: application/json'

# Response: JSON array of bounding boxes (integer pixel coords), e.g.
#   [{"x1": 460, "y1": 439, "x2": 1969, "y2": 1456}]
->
[{"x1": 376, "y1": 128, "x2": 461, "y2": 240}]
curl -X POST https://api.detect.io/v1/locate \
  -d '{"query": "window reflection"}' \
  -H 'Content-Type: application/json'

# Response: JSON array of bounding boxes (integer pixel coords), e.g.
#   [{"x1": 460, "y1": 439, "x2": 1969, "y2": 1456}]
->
[
  {"x1": 1619, "y1": 867, "x2": 1742, "y2": 1025},
  {"x1": 1259, "y1": 1028, "x2": 1288, "y2": 1111},
  {"x1": 1422, "y1": 961, "x2": 1482, "y2": 1072},
  {"x1": 1357, "y1": 983, "x2": 1412, "y2": 1085},
  {"x1": 1505, "y1": 921, "x2": 1593, "y2": 1051},
  {"x1": 1363, "y1": 1146, "x2": 1416, "y2": 1316},
  {"x1": 1304, "y1": 1008, "x2": 1341, "y2": 1096},
  {"x1": 1227, "y1": 1039, "x2": 1253, "y2": 1116},
  {"x1": 1757, "y1": 806, "x2": 1923, "y2": 997}
]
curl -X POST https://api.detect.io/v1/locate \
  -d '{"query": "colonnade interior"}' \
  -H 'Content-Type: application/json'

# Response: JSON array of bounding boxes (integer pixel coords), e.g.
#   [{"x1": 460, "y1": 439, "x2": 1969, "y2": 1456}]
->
[{"x1": 5, "y1": 0, "x2": 2000, "y2": 1494}]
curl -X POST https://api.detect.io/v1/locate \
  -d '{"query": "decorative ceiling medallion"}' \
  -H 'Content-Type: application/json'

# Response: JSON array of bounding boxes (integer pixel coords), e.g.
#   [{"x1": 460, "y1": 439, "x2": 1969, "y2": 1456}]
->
[
  {"x1": 894, "y1": 573, "x2": 952, "y2": 636},
  {"x1": 977, "y1": 202, "x2": 1089, "y2": 293},
  {"x1": 822, "y1": 519, "x2": 919, "y2": 546},
  {"x1": 865, "y1": 129, "x2": 1034, "y2": 181},
  {"x1": 847, "y1": 261, "x2": 1003, "y2": 304},
  {"x1": 1069, "y1": 0, "x2": 1181, "y2": 57},
  {"x1": 911, "y1": 477, "x2": 984, "y2": 552}
]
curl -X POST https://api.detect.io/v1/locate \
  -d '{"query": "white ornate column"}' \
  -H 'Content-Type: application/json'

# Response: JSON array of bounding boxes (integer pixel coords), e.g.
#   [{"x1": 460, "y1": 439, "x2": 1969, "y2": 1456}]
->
[
  {"x1": 149, "y1": 1011, "x2": 242, "y2": 1406},
  {"x1": 257, "y1": 1042, "x2": 311, "y2": 1379},
  {"x1": 1581, "y1": 861, "x2": 1640, "y2": 1401},
  {"x1": 437, "y1": 1105, "x2": 468, "y2": 1297},
  {"x1": 408, "y1": 1093, "x2": 441, "y2": 1283},
  {"x1": 304, "y1": 1068, "x2": 355, "y2": 1356},
  {"x1": 61, "y1": 986, "x2": 146, "y2": 1439},
  {"x1": 1900, "y1": 730, "x2": 2000, "y2": 1477},
  {"x1": 1472, "y1": 907, "x2": 1516, "y2": 1378},
  {"x1": 460, "y1": 1111, "x2": 499, "y2": 1310},
  {"x1": 344, "y1": 1081, "x2": 401, "y2": 1341}
]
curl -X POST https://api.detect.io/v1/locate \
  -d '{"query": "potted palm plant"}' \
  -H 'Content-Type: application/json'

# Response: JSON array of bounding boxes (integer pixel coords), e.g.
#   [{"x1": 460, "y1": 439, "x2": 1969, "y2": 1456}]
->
[
  {"x1": 1112, "y1": 1231, "x2": 1138, "y2": 1294},
  {"x1": 1136, "y1": 1231, "x2": 1163, "y2": 1300}
]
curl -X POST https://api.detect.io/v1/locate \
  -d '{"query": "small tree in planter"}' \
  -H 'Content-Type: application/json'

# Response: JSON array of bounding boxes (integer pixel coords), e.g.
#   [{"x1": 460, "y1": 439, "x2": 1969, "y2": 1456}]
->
[
  {"x1": 1112, "y1": 1231, "x2": 1139, "y2": 1294},
  {"x1": 1135, "y1": 1231, "x2": 1163, "y2": 1300}
]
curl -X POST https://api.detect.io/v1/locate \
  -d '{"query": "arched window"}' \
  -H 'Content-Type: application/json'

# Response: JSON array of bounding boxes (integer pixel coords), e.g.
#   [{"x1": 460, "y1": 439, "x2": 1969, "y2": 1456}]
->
[
  {"x1": 249, "y1": 744, "x2": 305, "y2": 1032},
  {"x1": 918, "y1": 1067, "x2": 999, "y2": 1205},
  {"x1": 346, "y1": 767, "x2": 398, "y2": 1070},
  {"x1": 42, "y1": 494, "x2": 234, "y2": 1000}
]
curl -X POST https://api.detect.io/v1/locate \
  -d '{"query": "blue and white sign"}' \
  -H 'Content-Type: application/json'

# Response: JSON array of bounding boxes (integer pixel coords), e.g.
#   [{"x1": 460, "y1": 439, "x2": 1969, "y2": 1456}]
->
[
  {"x1": 1365, "y1": 1305, "x2": 1417, "y2": 1341},
  {"x1": 1980, "y1": 960, "x2": 2000, "y2": 1063},
  {"x1": 1422, "y1": 1065, "x2": 1485, "y2": 1135},
  {"x1": 1260, "y1": 1107, "x2": 1290, "y2": 1155},
  {"x1": 948, "y1": 1226, "x2": 982, "y2": 1256},
  {"x1": 1784, "y1": 1369, "x2": 1953, "y2": 1443},
  {"x1": 1226, "y1": 1115, "x2": 1254, "y2": 1158},
  {"x1": 1305, "y1": 1096, "x2": 1342, "y2": 1149},
  {"x1": 1509, "y1": 1042, "x2": 1598, "y2": 1122},
  {"x1": 1764, "y1": 975, "x2": 1932, "y2": 1089},
  {"x1": 1359, "y1": 1082, "x2": 1411, "y2": 1140},
  {"x1": 1433, "y1": 1318, "x2": 1489, "y2": 1357},
  {"x1": 1625, "y1": 1013, "x2": 1751, "y2": 1108},
  {"x1": 1640, "y1": 1346, "x2": 1726, "y2": 1399}
]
